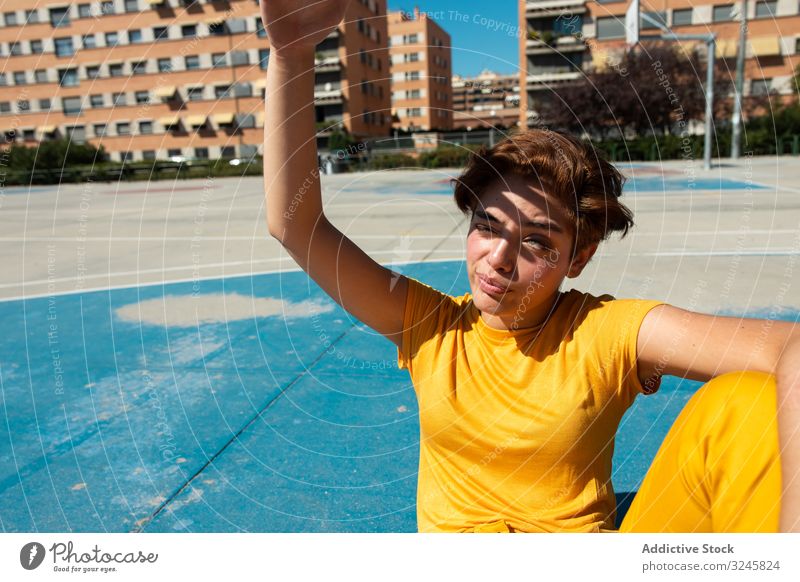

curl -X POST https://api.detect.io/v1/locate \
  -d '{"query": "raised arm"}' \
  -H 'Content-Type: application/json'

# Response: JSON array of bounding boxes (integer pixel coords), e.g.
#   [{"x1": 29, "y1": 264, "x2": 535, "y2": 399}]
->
[{"x1": 261, "y1": 0, "x2": 407, "y2": 346}]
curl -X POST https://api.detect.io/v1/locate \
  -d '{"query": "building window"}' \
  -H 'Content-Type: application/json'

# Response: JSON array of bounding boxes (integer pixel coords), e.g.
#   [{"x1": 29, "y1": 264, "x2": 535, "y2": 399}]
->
[
  {"x1": 712, "y1": 4, "x2": 735, "y2": 22},
  {"x1": 182, "y1": 24, "x2": 196, "y2": 38},
  {"x1": 82, "y1": 34, "x2": 96, "y2": 49},
  {"x1": 22, "y1": 129, "x2": 35, "y2": 140},
  {"x1": 9, "y1": 42, "x2": 22, "y2": 56},
  {"x1": 221, "y1": 146, "x2": 235, "y2": 158},
  {"x1": 142, "y1": 150, "x2": 156, "y2": 161},
  {"x1": 17, "y1": 100, "x2": 30, "y2": 112},
  {"x1": 94, "y1": 123, "x2": 107, "y2": 137},
  {"x1": 212, "y1": 53, "x2": 227, "y2": 67},
  {"x1": 751, "y1": 78, "x2": 772, "y2": 95},
  {"x1": 39, "y1": 98, "x2": 51, "y2": 110},
  {"x1": 85, "y1": 65, "x2": 100, "y2": 79},
  {"x1": 596, "y1": 16, "x2": 626, "y2": 39},
  {"x1": 755, "y1": 1, "x2": 777, "y2": 18},
  {"x1": 230, "y1": 51, "x2": 249, "y2": 66},
  {"x1": 105, "y1": 32, "x2": 119, "y2": 46},
  {"x1": 25, "y1": 9, "x2": 40, "y2": 23},
  {"x1": 194, "y1": 147, "x2": 209, "y2": 159},
  {"x1": 120, "y1": 152, "x2": 133, "y2": 163},
  {"x1": 101, "y1": 1, "x2": 115, "y2": 15},
  {"x1": 209, "y1": 22, "x2": 226, "y2": 35},
  {"x1": 259, "y1": 49, "x2": 270, "y2": 69},
  {"x1": 55, "y1": 37, "x2": 75, "y2": 57},
  {"x1": 109, "y1": 63, "x2": 124, "y2": 77},
  {"x1": 66, "y1": 126, "x2": 87, "y2": 144},
  {"x1": 139, "y1": 121, "x2": 153, "y2": 134},
  {"x1": 184, "y1": 55, "x2": 200, "y2": 70},
  {"x1": 78, "y1": 4, "x2": 92, "y2": 18},
  {"x1": 215, "y1": 85, "x2": 232, "y2": 98},
  {"x1": 167, "y1": 148, "x2": 182, "y2": 157},
  {"x1": 124, "y1": 0, "x2": 139, "y2": 13},
  {"x1": 0, "y1": 102, "x2": 10, "y2": 113},
  {"x1": 157, "y1": 58, "x2": 172, "y2": 72},
  {"x1": 49, "y1": 7, "x2": 70, "y2": 27},
  {"x1": 256, "y1": 18, "x2": 267, "y2": 37},
  {"x1": 641, "y1": 11, "x2": 667, "y2": 30},
  {"x1": 129, "y1": 29, "x2": 143, "y2": 43},
  {"x1": 672, "y1": 8, "x2": 693, "y2": 26},
  {"x1": 30, "y1": 39, "x2": 43, "y2": 54},
  {"x1": 187, "y1": 87, "x2": 203, "y2": 101},
  {"x1": 135, "y1": 91, "x2": 149, "y2": 104},
  {"x1": 13, "y1": 71, "x2": 27, "y2": 85},
  {"x1": 131, "y1": 61, "x2": 147, "y2": 75},
  {"x1": 112, "y1": 92, "x2": 126, "y2": 106},
  {"x1": 62, "y1": 96, "x2": 83, "y2": 116},
  {"x1": 153, "y1": 26, "x2": 168, "y2": 41},
  {"x1": 116, "y1": 122, "x2": 131, "y2": 136},
  {"x1": 90, "y1": 95, "x2": 104, "y2": 108},
  {"x1": 35, "y1": 69, "x2": 48, "y2": 83}
]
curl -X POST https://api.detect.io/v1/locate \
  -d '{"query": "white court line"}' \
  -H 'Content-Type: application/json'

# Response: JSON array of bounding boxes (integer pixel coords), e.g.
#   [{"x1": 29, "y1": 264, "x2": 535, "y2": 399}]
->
[
  {"x1": 0, "y1": 235, "x2": 464, "y2": 242},
  {"x1": 611, "y1": 250, "x2": 800, "y2": 257},
  {"x1": 2, "y1": 246, "x2": 798, "y2": 301},
  {"x1": 0, "y1": 229, "x2": 797, "y2": 242},
  {"x1": 0, "y1": 252, "x2": 468, "y2": 302}
]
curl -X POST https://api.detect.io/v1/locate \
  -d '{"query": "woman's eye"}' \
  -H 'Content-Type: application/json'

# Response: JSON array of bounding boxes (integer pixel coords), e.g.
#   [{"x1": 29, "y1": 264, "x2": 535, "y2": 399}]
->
[
  {"x1": 525, "y1": 239, "x2": 549, "y2": 249},
  {"x1": 474, "y1": 223, "x2": 491, "y2": 233}
]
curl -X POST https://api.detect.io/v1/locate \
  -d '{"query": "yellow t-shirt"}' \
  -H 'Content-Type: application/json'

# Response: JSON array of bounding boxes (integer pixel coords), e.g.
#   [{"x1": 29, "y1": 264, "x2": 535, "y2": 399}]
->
[{"x1": 397, "y1": 276, "x2": 665, "y2": 533}]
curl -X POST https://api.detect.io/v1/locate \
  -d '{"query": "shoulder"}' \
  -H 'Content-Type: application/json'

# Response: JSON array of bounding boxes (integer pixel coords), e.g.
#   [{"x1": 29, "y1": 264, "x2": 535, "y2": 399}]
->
[
  {"x1": 404, "y1": 276, "x2": 471, "y2": 312},
  {"x1": 557, "y1": 288, "x2": 666, "y2": 337}
]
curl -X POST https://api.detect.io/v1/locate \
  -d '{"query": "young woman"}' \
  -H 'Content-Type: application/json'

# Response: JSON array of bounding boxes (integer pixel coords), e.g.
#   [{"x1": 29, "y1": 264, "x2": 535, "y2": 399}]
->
[{"x1": 261, "y1": 0, "x2": 800, "y2": 532}]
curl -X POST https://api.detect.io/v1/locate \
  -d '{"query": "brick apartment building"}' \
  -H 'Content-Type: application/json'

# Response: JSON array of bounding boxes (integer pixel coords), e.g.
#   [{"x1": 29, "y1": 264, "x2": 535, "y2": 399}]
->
[
  {"x1": 0, "y1": 0, "x2": 391, "y2": 162},
  {"x1": 387, "y1": 7, "x2": 453, "y2": 132},
  {"x1": 519, "y1": 0, "x2": 800, "y2": 128},
  {"x1": 452, "y1": 70, "x2": 520, "y2": 130}
]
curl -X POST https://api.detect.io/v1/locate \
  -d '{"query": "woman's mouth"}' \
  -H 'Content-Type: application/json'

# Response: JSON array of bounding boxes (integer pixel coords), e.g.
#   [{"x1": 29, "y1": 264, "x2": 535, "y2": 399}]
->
[{"x1": 477, "y1": 273, "x2": 509, "y2": 297}]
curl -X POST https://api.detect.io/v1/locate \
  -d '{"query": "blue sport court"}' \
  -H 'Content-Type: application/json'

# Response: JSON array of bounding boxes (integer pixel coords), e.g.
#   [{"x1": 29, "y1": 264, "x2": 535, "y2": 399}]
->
[{"x1": 0, "y1": 169, "x2": 791, "y2": 532}]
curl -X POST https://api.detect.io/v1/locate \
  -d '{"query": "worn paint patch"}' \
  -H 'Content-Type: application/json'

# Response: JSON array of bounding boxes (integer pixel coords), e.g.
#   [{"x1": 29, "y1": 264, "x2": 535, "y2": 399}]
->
[{"x1": 114, "y1": 293, "x2": 335, "y2": 328}]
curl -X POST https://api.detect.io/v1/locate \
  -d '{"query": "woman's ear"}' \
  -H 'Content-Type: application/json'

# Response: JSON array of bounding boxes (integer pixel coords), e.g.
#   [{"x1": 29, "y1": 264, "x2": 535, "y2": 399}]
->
[{"x1": 567, "y1": 242, "x2": 598, "y2": 278}]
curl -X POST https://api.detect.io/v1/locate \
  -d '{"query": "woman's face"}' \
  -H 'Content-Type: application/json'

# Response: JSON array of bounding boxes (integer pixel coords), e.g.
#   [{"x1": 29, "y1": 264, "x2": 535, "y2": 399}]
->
[{"x1": 465, "y1": 174, "x2": 595, "y2": 329}]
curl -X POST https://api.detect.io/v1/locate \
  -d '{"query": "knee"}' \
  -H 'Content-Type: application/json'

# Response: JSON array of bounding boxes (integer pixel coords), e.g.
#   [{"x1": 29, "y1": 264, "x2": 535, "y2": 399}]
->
[{"x1": 691, "y1": 370, "x2": 777, "y2": 420}]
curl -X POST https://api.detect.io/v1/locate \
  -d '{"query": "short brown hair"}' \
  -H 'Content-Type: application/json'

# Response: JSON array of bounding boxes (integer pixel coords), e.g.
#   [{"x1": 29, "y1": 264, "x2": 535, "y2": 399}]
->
[{"x1": 452, "y1": 128, "x2": 634, "y2": 251}]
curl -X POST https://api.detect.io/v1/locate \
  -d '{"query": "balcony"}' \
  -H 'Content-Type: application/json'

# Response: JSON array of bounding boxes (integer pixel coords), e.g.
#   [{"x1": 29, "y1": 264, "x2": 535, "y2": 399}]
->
[
  {"x1": 526, "y1": 71, "x2": 582, "y2": 89},
  {"x1": 527, "y1": 34, "x2": 586, "y2": 55},
  {"x1": 314, "y1": 83, "x2": 343, "y2": 104},
  {"x1": 314, "y1": 52, "x2": 341, "y2": 72},
  {"x1": 525, "y1": 0, "x2": 586, "y2": 18}
]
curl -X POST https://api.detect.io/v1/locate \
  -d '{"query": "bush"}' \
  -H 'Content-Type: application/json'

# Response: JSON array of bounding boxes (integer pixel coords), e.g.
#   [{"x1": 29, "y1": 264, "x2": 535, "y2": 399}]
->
[
  {"x1": 328, "y1": 128, "x2": 356, "y2": 152},
  {"x1": 366, "y1": 153, "x2": 417, "y2": 169},
  {"x1": 418, "y1": 145, "x2": 480, "y2": 168},
  {"x1": 4, "y1": 139, "x2": 106, "y2": 172}
]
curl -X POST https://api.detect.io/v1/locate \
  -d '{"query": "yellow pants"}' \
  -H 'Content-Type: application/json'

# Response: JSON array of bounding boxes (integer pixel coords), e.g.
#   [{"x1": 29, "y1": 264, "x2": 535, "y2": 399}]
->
[
  {"x1": 619, "y1": 370, "x2": 781, "y2": 532},
  {"x1": 466, "y1": 371, "x2": 781, "y2": 533}
]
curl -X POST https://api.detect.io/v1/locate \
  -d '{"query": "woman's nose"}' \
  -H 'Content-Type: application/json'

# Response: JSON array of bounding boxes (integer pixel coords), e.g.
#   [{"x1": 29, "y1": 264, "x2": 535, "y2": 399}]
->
[{"x1": 487, "y1": 237, "x2": 515, "y2": 273}]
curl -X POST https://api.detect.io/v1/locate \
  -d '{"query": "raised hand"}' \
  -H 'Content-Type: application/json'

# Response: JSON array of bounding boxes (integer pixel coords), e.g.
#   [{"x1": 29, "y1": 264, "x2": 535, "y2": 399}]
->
[{"x1": 260, "y1": 0, "x2": 351, "y2": 55}]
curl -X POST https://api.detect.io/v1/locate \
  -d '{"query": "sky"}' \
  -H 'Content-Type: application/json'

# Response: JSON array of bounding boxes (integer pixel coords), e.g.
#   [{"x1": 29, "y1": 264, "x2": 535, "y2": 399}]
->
[{"x1": 387, "y1": 1, "x2": 520, "y2": 78}]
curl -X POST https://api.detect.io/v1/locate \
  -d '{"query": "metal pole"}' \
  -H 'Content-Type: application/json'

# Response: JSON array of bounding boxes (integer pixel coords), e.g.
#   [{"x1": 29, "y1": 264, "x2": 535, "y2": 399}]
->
[
  {"x1": 731, "y1": 0, "x2": 748, "y2": 159},
  {"x1": 704, "y1": 36, "x2": 716, "y2": 171},
  {"x1": 229, "y1": 29, "x2": 243, "y2": 156}
]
